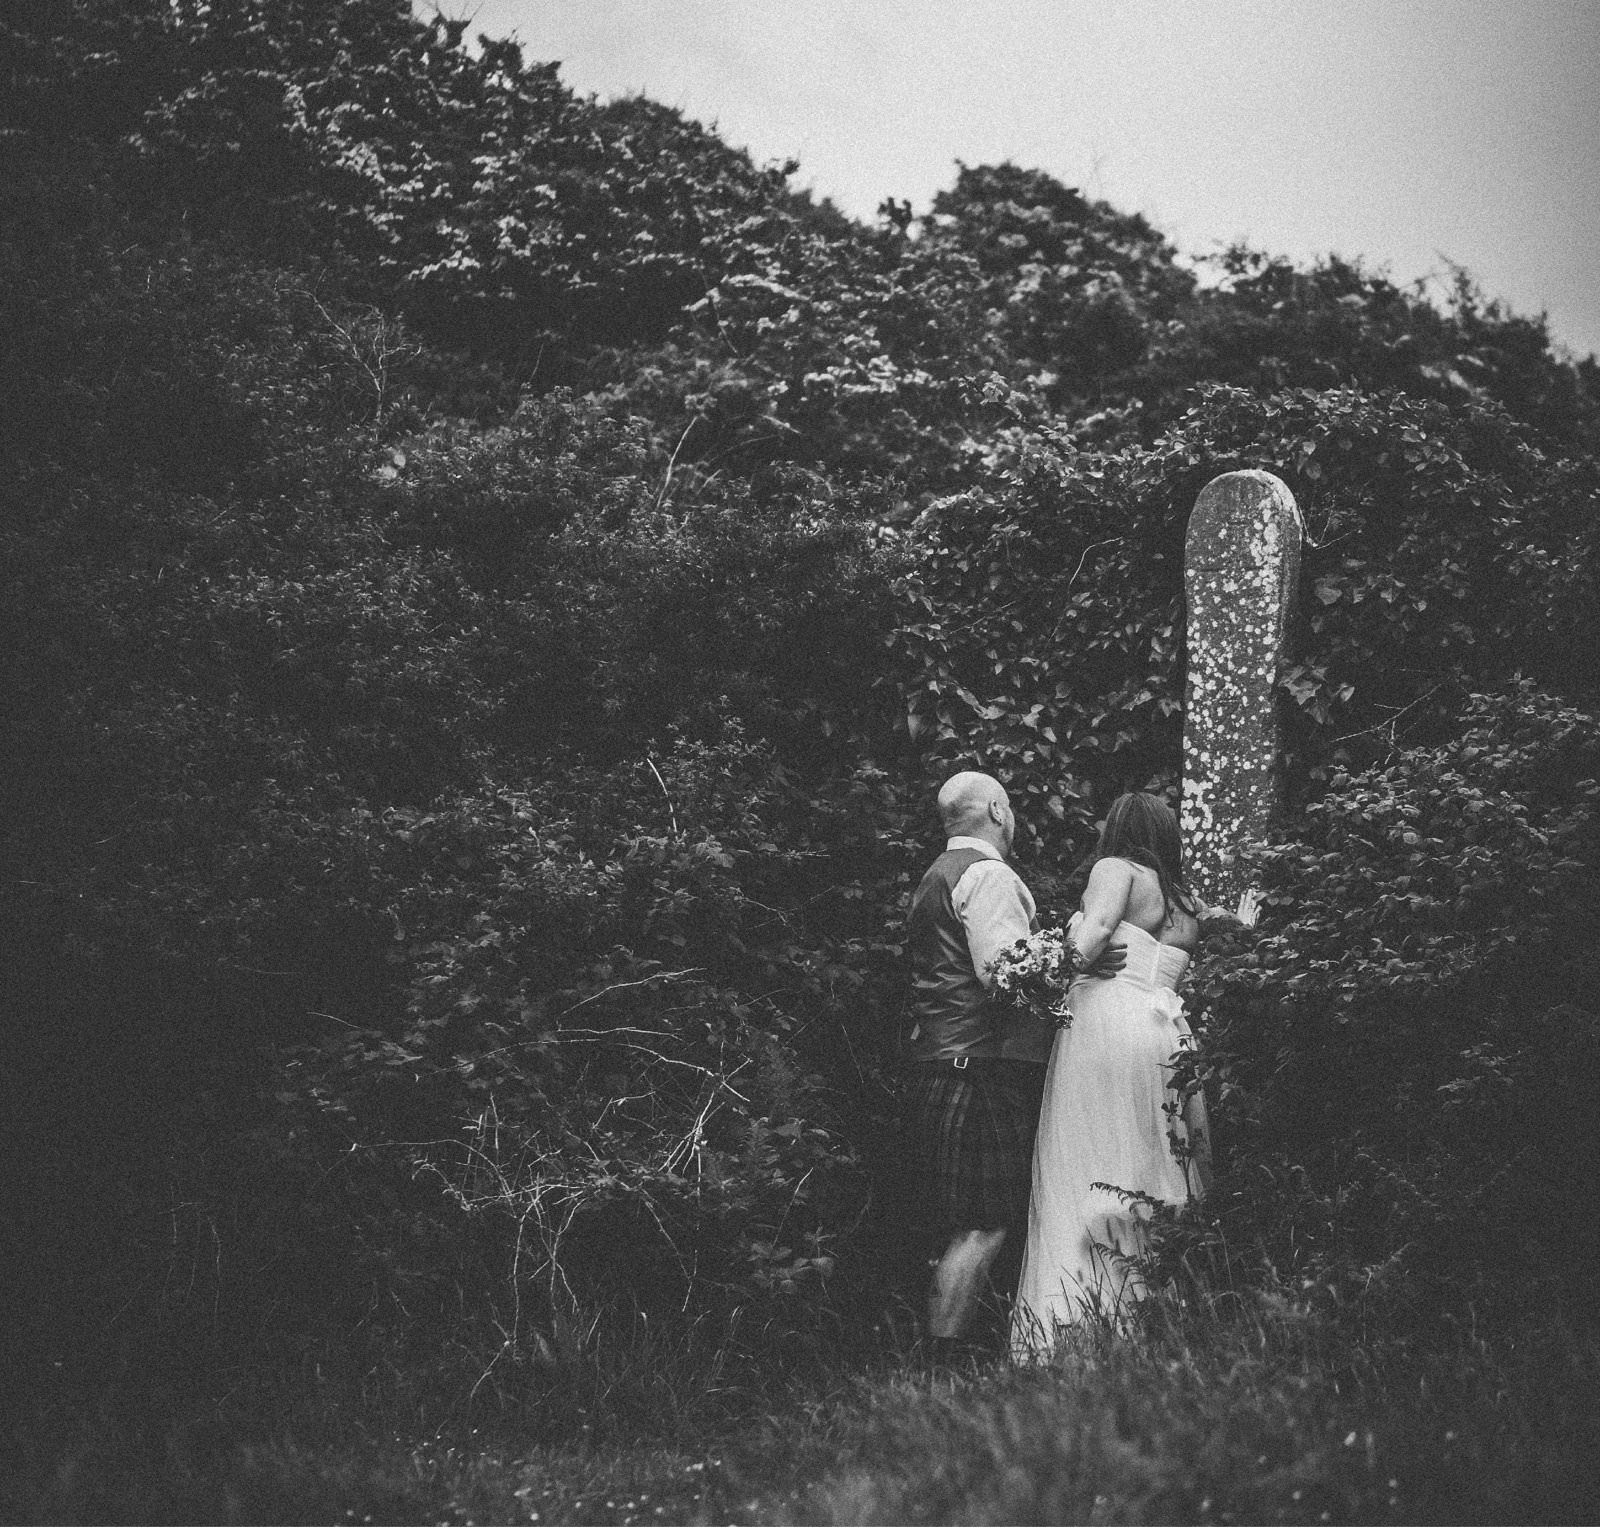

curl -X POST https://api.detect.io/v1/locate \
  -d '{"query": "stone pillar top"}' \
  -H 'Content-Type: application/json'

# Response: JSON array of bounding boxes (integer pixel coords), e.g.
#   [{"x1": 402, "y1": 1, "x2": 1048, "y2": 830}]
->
[
  {"x1": 1185, "y1": 469, "x2": 1300, "y2": 560},
  {"x1": 1184, "y1": 469, "x2": 1302, "y2": 649}
]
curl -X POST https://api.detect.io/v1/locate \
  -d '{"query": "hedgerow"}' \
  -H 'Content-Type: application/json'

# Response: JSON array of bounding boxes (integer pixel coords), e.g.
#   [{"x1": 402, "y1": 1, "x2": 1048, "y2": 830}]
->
[
  {"x1": 4, "y1": 0, "x2": 1600, "y2": 1453},
  {"x1": 1166, "y1": 682, "x2": 1600, "y2": 1319}
]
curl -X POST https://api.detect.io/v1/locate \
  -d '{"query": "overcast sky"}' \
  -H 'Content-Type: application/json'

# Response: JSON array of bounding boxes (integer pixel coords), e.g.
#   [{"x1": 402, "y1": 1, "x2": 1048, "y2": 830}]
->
[{"x1": 446, "y1": 0, "x2": 1600, "y2": 359}]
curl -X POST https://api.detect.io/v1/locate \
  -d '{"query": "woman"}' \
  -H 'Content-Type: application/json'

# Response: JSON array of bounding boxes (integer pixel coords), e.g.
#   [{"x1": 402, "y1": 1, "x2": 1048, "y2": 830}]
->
[{"x1": 1011, "y1": 792, "x2": 1247, "y2": 1354}]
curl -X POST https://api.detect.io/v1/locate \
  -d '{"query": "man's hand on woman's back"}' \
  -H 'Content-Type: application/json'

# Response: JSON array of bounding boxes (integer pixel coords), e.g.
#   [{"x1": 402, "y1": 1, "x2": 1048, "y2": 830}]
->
[{"x1": 1082, "y1": 941, "x2": 1127, "y2": 979}]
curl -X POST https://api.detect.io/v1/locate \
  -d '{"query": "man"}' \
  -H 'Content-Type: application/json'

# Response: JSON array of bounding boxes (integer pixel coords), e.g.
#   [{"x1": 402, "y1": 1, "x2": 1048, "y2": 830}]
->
[{"x1": 905, "y1": 770, "x2": 1121, "y2": 1354}]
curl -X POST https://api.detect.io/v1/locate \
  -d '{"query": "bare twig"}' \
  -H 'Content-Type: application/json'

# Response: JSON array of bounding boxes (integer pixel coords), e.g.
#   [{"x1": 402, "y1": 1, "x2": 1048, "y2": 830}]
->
[
  {"x1": 1331, "y1": 682, "x2": 1444, "y2": 745},
  {"x1": 307, "y1": 292, "x2": 418, "y2": 425},
  {"x1": 1049, "y1": 537, "x2": 1125, "y2": 638},
  {"x1": 558, "y1": 968, "x2": 701, "y2": 1017},
  {"x1": 306, "y1": 1009, "x2": 360, "y2": 1029},
  {"x1": 645, "y1": 756, "x2": 680, "y2": 836},
  {"x1": 942, "y1": 595, "x2": 1028, "y2": 643},
  {"x1": 654, "y1": 417, "x2": 698, "y2": 513},
  {"x1": 474, "y1": 975, "x2": 704, "y2": 1060}
]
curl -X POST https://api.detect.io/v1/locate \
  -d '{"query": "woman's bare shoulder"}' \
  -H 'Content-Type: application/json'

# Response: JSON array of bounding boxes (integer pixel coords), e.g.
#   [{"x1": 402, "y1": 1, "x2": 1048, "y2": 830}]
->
[
  {"x1": 1085, "y1": 856, "x2": 1138, "y2": 890},
  {"x1": 1090, "y1": 854, "x2": 1146, "y2": 877},
  {"x1": 1078, "y1": 856, "x2": 1136, "y2": 924}
]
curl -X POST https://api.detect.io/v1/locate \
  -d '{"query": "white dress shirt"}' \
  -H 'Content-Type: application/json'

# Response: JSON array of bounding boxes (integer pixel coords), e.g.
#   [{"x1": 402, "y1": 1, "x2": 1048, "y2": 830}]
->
[{"x1": 945, "y1": 835, "x2": 1037, "y2": 986}]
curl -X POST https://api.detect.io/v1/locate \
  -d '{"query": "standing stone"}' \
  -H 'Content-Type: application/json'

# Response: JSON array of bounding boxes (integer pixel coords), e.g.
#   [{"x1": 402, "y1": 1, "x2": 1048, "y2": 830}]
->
[{"x1": 1182, "y1": 470, "x2": 1303, "y2": 908}]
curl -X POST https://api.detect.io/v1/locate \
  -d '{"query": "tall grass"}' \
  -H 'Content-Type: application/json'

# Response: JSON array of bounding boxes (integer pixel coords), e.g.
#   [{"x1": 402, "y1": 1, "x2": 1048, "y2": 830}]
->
[
  {"x1": 726, "y1": 1288, "x2": 1600, "y2": 1526},
  {"x1": 8, "y1": 1285, "x2": 1597, "y2": 1524}
]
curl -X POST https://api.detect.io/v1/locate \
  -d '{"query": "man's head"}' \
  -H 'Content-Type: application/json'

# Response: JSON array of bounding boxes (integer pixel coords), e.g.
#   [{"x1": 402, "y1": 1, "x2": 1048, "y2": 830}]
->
[{"x1": 937, "y1": 770, "x2": 1015, "y2": 856}]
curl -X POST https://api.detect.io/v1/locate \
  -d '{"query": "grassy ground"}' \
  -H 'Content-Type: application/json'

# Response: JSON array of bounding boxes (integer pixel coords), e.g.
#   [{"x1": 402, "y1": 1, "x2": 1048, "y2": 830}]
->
[
  {"x1": 728, "y1": 1305, "x2": 1600, "y2": 1525},
  {"x1": 8, "y1": 1295, "x2": 1598, "y2": 1525}
]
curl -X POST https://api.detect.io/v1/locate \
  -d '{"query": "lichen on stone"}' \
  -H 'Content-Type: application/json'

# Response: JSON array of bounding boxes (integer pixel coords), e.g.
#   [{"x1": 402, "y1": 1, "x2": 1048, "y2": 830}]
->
[{"x1": 1181, "y1": 472, "x2": 1303, "y2": 906}]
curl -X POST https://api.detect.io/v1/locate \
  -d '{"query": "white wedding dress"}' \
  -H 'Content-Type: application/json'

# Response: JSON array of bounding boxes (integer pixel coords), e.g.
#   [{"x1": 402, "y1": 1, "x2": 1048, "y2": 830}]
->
[{"x1": 1011, "y1": 914, "x2": 1208, "y2": 1354}]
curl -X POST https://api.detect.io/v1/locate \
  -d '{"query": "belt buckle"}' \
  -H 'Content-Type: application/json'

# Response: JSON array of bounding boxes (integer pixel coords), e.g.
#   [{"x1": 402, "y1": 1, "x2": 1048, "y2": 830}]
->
[{"x1": 952, "y1": 1054, "x2": 969, "y2": 1070}]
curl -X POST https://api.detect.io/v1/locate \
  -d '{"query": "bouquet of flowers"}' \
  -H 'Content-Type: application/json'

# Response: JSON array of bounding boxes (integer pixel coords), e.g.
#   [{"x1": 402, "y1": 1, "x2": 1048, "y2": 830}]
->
[{"x1": 987, "y1": 925, "x2": 1082, "y2": 1029}]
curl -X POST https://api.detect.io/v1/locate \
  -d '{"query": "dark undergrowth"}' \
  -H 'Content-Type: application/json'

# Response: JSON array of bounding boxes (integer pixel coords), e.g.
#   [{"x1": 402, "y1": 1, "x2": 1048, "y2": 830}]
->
[{"x1": 7, "y1": 1287, "x2": 1597, "y2": 1526}]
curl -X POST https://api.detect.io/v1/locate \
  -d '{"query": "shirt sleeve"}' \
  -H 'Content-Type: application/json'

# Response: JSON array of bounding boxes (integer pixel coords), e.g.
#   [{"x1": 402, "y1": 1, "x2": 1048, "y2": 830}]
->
[{"x1": 953, "y1": 859, "x2": 1037, "y2": 987}]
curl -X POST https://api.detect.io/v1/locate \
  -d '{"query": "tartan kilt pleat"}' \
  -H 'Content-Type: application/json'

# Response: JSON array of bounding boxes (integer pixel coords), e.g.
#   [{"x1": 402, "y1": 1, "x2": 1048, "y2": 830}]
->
[{"x1": 905, "y1": 1060, "x2": 1044, "y2": 1239}]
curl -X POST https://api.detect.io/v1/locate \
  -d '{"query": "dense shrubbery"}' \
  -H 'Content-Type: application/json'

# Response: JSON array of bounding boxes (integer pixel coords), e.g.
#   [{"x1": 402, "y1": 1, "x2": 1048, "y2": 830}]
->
[
  {"x1": 889, "y1": 381, "x2": 1600, "y2": 858},
  {"x1": 1169, "y1": 683, "x2": 1600, "y2": 1319},
  {"x1": 4, "y1": 0, "x2": 1600, "y2": 1463}
]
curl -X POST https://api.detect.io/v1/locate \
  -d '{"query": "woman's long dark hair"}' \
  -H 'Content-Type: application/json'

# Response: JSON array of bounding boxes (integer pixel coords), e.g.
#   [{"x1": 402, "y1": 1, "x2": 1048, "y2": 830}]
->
[{"x1": 1096, "y1": 792, "x2": 1198, "y2": 924}]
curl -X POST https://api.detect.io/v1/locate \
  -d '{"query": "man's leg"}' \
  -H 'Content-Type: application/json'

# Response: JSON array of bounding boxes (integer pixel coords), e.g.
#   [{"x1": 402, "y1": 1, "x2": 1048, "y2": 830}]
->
[{"x1": 927, "y1": 1225, "x2": 1007, "y2": 1339}]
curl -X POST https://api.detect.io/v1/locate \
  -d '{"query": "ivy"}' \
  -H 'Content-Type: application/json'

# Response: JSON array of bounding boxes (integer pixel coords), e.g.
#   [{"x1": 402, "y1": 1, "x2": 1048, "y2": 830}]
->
[{"x1": 5, "y1": 0, "x2": 1600, "y2": 1397}]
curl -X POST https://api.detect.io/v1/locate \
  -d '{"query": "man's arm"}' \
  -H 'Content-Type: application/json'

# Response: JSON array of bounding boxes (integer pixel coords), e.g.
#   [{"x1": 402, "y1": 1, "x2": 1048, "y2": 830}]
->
[
  {"x1": 959, "y1": 859, "x2": 1128, "y2": 984},
  {"x1": 954, "y1": 860, "x2": 1034, "y2": 986}
]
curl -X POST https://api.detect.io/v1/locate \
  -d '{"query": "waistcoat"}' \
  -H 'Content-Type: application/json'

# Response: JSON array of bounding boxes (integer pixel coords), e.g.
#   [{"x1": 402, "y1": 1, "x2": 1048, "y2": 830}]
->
[{"x1": 906, "y1": 847, "x2": 1048, "y2": 1064}]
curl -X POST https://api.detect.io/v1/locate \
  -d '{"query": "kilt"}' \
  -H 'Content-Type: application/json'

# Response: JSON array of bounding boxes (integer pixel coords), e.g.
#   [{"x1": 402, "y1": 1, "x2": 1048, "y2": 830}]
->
[{"x1": 905, "y1": 1058, "x2": 1046, "y2": 1240}]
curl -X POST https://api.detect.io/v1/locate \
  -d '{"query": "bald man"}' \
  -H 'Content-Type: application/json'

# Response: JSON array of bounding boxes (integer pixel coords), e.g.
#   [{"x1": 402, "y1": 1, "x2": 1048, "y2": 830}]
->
[{"x1": 905, "y1": 771, "x2": 1121, "y2": 1355}]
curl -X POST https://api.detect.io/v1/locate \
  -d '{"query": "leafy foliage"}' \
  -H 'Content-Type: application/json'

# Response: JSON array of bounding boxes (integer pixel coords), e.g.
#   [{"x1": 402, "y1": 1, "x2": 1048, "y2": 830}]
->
[
  {"x1": 4, "y1": 0, "x2": 1600, "y2": 1448},
  {"x1": 1173, "y1": 684, "x2": 1600, "y2": 1313}
]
